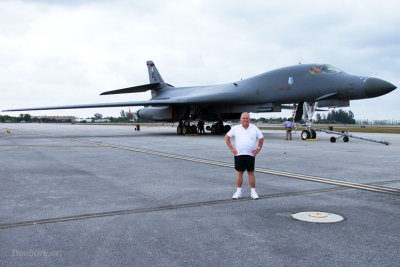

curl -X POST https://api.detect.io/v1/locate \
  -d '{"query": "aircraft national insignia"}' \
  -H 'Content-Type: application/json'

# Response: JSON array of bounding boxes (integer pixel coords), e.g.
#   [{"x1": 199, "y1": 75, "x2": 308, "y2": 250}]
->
[{"x1": 288, "y1": 76, "x2": 294, "y2": 85}]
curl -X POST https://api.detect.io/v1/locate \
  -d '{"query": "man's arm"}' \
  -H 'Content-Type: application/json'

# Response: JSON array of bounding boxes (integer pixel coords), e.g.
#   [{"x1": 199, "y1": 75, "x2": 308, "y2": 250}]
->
[
  {"x1": 252, "y1": 138, "x2": 264, "y2": 157},
  {"x1": 225, "y1": 134, "x2": 237, "y2": 156}
]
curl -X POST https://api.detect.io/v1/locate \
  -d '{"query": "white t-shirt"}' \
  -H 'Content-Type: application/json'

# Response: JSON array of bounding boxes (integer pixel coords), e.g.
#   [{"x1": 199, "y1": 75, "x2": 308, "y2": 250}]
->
[{"x1": 226, "y1": 124, "x2": 264, "y2": 156}]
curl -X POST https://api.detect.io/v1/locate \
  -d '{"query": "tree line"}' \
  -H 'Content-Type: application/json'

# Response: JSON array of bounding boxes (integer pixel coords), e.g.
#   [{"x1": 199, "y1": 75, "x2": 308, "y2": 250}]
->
[
  {"x1": 0, "y1": 114, "x2": 72, "y2": 123},
  {"x1": 0, "y1": 109, "x2": 358, "y2": 124},
  {"x1": 0, "y1": 110, "x2": 144, "y2": 123},
  {"x1": 253, "y1": 109, "x2": 356, "y2": 124},
  {"x1": 315, "y1": 109, "x2": 355, "y2": 124}
]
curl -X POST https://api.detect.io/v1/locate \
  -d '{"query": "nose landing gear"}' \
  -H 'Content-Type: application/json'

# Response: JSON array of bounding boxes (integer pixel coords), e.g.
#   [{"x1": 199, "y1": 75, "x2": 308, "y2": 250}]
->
[
  {"x1": 301, "y1": 129, "x2": 316, "y2": 140},
  {"x1": 299, "y1": 102, "x2": 318, "y2": 140}
]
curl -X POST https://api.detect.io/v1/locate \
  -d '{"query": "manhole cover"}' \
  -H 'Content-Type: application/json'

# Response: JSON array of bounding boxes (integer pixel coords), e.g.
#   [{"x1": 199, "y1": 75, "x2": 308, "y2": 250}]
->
[{"x1": 292, "y1": 211, "x2": 344, "y2": 223}]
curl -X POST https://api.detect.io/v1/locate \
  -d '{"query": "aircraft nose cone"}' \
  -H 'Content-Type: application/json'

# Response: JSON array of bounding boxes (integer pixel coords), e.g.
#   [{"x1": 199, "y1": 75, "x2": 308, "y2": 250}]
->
[{"x1": 364, "y1": 77, "x2": 397, "y2": 98}]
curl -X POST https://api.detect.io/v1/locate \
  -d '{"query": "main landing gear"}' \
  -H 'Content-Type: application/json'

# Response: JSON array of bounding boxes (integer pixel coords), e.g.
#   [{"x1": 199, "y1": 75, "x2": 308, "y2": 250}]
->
[
  {"x1": 206, "y1": 121, "x2": 231, "y2": 135},
  {"x1": 176, "y1": 121, "x2": 197, "y2": 135},
  {"x1": 176, "y1": 120, "x2": 231, "y2": 135}
]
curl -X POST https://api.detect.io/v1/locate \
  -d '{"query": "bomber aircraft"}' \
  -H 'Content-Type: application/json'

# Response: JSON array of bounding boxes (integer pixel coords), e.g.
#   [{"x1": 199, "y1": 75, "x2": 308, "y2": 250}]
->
[{"x1": 3, "y1": 61, "x2": 397, "y2": 139}]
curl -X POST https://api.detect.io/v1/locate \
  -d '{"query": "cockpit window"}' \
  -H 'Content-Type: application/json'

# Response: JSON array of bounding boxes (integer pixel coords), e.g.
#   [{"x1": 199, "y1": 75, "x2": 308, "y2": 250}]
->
[
  {"x1": 309, "y1": 65, "x2": 322, "y2": 74},
  {"x1": 309, "y1": 64, "x2": 342, "y2": 74},
  {"x1": 321, "y1": 64, "x2": 342, "y2": 73}
]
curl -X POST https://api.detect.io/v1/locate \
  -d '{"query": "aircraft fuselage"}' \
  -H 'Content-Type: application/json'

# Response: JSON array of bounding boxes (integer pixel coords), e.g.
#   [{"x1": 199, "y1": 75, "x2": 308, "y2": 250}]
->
[{"x1": 3, "y1": 62, "x2": 396, "y2": 124}]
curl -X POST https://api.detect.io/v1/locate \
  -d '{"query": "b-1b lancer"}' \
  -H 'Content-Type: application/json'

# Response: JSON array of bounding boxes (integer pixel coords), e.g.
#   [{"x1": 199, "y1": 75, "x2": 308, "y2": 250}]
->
[{"x1": 3, "y1": 61, "x2": 397, "y2": 139}]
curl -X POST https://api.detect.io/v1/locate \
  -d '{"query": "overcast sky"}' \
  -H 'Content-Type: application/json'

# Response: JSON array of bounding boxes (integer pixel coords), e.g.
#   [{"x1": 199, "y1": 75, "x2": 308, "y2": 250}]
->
[{"x1": 1, "y1": 0, "x2": 399, "y2": 120}]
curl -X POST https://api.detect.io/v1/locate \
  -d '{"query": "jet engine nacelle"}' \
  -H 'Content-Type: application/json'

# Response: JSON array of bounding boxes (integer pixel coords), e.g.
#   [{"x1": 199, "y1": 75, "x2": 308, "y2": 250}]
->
[
  {"x1": 318, "y1": 99, "x2": 349, "y2": 108},
  {"x1": 137, "y1": 106, "x2": 172, "y2": 121}
]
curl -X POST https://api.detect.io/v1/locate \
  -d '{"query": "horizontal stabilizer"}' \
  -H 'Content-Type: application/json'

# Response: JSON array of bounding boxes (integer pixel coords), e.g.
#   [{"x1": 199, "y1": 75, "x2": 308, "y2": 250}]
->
[{"x1": 100, "y1": 83, "x2": 161, "y2": 95}]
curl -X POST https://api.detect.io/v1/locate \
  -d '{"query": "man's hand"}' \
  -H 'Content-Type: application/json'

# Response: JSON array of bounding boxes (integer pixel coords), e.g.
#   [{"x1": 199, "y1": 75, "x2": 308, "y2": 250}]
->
[
  {"x1": 252, "y1": 138, "x2": 264, "y2": 157},
  {"x1": 225, "y1": 135, "x2": 237, "y2": 156},
  {"x1": 252, "y1": 149, "x2": 260, "y2": 157},
  {"x1": 230, "y1": 147, "x2": 238, "y2": 156}
]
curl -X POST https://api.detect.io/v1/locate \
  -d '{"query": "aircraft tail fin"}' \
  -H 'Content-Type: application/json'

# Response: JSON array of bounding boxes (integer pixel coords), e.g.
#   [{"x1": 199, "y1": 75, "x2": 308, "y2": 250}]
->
[
  {"x1": 147, "y1": 60, "x2": 170, "y2": 97},
  {"x1": 147, "y1": 61, "x2": 165, "y2": 85}
]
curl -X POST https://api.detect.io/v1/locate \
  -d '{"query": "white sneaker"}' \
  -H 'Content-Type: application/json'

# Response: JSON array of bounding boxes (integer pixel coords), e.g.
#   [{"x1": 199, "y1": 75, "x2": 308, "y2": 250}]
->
[
  {"x1": 232, "y1": 191, "x2": 242, "y2": 199},
  {"x1": 251, "y1": 191, "x2": 259, "y2": 200}
]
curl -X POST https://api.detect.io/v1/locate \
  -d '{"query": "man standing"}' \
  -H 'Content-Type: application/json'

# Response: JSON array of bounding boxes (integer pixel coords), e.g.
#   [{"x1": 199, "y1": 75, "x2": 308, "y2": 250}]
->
[
  {"x1": 283, "y1": 118, "x2": 294, "y2": 140},
  {"x1": 225, "y1": 112, "x2": 264, "y2": 199},
  {"x1": 197, "y1": 120, "x2": 205, "y2": 134}
]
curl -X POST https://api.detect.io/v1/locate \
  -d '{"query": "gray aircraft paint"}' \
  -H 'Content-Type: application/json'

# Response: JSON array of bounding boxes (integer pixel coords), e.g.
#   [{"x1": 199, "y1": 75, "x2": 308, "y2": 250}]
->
[{"x1": 3, "y1": 61, "x2": 396, "y2": 122}]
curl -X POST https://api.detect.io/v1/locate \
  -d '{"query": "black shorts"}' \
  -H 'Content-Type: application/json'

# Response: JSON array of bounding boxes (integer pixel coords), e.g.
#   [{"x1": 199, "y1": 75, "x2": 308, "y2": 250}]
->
[{"x1": 234, "y1": 155, "x2": 255, "y2": 172}]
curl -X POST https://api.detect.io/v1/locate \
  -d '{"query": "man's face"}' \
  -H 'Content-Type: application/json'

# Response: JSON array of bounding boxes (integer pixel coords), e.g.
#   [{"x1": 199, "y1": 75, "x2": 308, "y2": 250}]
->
[{"x1": 240, "y1": 114, "x2": 250, "y2": 127}]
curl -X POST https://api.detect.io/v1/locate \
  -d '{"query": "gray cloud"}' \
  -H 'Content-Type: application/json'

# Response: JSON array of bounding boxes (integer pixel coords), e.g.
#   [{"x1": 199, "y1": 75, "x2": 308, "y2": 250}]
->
[{"x1": 0, "y1": 0, "x2": 399, "y2": 119}]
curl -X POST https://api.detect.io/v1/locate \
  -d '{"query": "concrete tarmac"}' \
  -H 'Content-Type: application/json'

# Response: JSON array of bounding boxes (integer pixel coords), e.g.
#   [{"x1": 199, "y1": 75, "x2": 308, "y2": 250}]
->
[{"x1": 1, "y1": 123, "x2": 399, "y2": 266}]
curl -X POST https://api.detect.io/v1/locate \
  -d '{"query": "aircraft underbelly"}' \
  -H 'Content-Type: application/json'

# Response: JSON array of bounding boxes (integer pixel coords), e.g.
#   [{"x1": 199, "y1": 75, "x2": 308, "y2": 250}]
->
[{"x1": 207, "y1": 103, "x2": 281, "y2": 114}]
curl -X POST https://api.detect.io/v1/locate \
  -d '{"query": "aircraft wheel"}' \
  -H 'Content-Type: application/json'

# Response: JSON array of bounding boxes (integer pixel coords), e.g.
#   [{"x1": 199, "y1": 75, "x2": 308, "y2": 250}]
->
[
  {"x1": 216, "y1": 125, "x2": 222, "y2": 135},
  {"x1": 343, "y1": 136, "x2": 349, "y2": 142},
  {"x1": 311, "y1": 129, "x2": 316, "y2": 139},
  {"x1": 182, "y1": 126, "x2": 188, "y2": 135},
  {"x1": 206, "y1": 126, "x2": 211, "y2": 131},
  {"x1": 301, "y1": 130, "x2": 310, "y2": 140},
  {"x1": 330, "y1": 137, "x2": 336, "y2": 143},
  {"x1": 211, "y1": 125, "x2": 216, "y2": 134},
  {"x1": 177, "y1": 126, "x2": 183, "y2": 135}
]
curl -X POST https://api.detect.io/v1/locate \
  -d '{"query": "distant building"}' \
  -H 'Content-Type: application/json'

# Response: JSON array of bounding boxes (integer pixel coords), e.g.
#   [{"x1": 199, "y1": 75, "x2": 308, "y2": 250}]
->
[
  {"x1": 75, "y1": 118, "x2": 93, "y2": 123},
  {"x1": 33, "y1": 116, "x2": 76, "y2": 123},
  {"x1": 75, "y1": 118, "x2": 111, "y2": 123},
  {"x1": 93, "y1": 119, "x2": 110, "y2": 123}
]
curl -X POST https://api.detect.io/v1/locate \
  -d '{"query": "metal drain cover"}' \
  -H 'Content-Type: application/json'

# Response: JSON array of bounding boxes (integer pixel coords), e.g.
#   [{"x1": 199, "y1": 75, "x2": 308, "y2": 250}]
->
[{"x1": 292, "y1": 211, "x2": 344, "y2": 223}]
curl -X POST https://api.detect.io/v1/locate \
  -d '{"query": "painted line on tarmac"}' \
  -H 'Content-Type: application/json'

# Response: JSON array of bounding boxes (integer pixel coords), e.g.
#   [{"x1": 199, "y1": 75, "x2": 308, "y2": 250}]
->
[
  {"x1": 9, "y1": 130, "x2": 400, "y2": 196},
  {"x1": 0, "y1": 187, "x2": 345, "y2": 229},
  {"x1": 34, "y1": 132, "x2": 400, "y2": 196},
  {"x1": 0, "y1": 145, "x2": 99, "y2": 148}
]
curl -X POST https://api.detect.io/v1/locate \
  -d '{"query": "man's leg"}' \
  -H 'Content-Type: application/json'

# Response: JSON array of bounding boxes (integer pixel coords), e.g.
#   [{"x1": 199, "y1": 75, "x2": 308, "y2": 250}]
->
[
  {"x1": 248, "y1": 171, "x2": 259, "y2": 199},
  {"x1": 248, "y1": 171, "x2": 255, "y2": 188},
  {"x1": 236, "y1": 171, "x2": 244, "y2": 188},
  {"x1": 232, "y1": 171, "x2": 244, "y2": 199}
]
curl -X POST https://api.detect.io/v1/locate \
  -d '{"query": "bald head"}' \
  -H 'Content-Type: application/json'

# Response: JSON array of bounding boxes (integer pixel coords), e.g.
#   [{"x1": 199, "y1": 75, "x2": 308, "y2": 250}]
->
[
  {"x1": 240, "y1": 112, "x2": 250, "y2": 128},
  {"x1": 240, "y1": 112, "x2": 250, "y2": 119}
]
